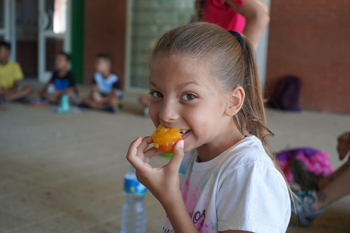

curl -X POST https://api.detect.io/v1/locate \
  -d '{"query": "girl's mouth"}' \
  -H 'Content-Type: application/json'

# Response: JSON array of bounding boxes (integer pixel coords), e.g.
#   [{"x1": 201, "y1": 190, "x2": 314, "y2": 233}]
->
[{"x1": 179, "y1": 129, "x2": 191, "y2": 140}]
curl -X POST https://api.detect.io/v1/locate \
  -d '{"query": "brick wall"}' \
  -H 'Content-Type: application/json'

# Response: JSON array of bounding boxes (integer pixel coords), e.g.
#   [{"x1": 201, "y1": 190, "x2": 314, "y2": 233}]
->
[
  {"x1": 265, "y1": 0, "x2": 350, "y2": 114},
  {"x1": 84, "y1": 0, "x2": 126, "y2": 87}
]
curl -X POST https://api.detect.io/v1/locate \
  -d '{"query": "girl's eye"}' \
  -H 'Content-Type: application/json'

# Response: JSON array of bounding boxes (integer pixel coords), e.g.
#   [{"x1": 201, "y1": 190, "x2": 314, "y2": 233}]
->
[
  {"x1": 182, "y1": 93, "x2": 197, "y2": 101},
  {"x1": 150, "y1": 91, "x2": 163, "y2": 98}
]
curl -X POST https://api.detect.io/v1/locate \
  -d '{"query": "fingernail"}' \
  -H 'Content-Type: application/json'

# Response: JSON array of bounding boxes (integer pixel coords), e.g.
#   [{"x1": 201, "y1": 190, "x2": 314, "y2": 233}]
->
[{"x1": 179, "y1": 140, "x2": 184, "y2": 148}]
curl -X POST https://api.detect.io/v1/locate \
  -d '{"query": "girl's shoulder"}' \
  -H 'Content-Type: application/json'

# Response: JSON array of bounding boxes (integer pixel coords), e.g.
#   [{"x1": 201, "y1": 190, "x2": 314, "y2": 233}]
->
[
  {"x1": 217, "y1": 135, "x2": 278, "y2": 175},
  {"x1": 214, "y1": 138, "x2": 291, "y2": 233},
  {"x1": 181, "y1": 136, "x2": 278, "y2": 176}
]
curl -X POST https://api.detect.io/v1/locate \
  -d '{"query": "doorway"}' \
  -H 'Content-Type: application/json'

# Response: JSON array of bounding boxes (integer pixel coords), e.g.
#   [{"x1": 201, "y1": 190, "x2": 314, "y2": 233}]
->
[
  {"x1": 16, "y1": 0, "x2": 38, "y2": 79},
  {"x1": 0, "y1": 0, "x2": 71, "y2": 82}
]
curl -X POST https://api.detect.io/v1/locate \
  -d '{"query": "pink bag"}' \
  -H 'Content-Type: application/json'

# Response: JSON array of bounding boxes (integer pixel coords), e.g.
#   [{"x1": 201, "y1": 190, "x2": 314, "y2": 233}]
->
[{"x1": 276, "y1": 148, "x2": 334, "y2": 183}]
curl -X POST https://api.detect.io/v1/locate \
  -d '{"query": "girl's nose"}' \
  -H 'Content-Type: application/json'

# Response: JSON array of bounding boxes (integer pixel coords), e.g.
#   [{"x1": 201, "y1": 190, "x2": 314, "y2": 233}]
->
[{"x1": 159, "y1": 99, "x2": 179, "y2": 123}]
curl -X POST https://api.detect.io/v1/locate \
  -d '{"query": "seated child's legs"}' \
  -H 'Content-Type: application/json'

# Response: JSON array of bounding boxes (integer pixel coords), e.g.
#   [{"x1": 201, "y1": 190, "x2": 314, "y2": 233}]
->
[
  {"x1": 63, "y1": 88, "x2": 75, "y2": 99},
  {"x1": 108, "y1": 96, "x2": 119, "y2": 107},
  {"x1": 4, "y1": 85, "x2": 33, "y2": 101},
  {"x1": 39, "y1": 87, "x2": 57, "y2": 103},
  {"x1": 98, "y1": 94, "x2": 119, "y2": 108},
  {"x1": 41, "y1": 88, "x2": 74, "y2": 104},
  {"x1": 82, "y1": 95, "x2": 93, "y2": 106},
  {"x1": 83, "y1": 95, "x2": 104, "y2": 109},
  {"x1": 48, "y1": 92, "x2": 61, "y2": 104},
  {"x1": 39, "y1": 87, "x2": 48, "y2": 99},
  {"x1": 82, "y1": 93, "x2": 119, "y2": 112}
]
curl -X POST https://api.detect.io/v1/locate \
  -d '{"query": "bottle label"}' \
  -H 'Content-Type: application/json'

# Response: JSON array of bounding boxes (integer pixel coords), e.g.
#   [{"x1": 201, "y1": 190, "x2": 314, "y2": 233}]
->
[{"x1": 124, "y1": 178, "x2": 147, "y2": 195}]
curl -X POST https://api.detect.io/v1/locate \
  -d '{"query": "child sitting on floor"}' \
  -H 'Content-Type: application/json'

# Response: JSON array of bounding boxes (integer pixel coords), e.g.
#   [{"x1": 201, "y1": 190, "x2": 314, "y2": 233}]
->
[
  {"x1": 0, "y1": 41, "x2": 33, "y2": 103},
  {"x1": 81, "y1": 54, "x2": 122, "y2": 113},
  {"x1": 39, "y1": 52, "x2": 76, "y2": 104}
]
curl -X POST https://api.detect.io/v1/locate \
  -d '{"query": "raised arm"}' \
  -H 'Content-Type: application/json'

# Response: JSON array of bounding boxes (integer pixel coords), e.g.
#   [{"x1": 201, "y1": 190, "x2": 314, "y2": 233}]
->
[
  {"x1": 126, "y1": 137, "x2": 200, "y2": 233},
  {"x1": 337, "y1": 131, "x2": 350, "y2": 160},
  {"x1": 225, "y1": 0, "x2": 270, "y2": 50}
]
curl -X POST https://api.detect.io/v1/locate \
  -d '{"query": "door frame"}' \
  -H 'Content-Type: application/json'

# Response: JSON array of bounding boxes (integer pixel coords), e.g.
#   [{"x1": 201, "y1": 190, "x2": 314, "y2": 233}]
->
[
  {"x1": 0, "y1": 0, "x2": 16, "y2": 61},
  {"x1": 38, "y1": 0, "x2": 71, "y2": 83}
]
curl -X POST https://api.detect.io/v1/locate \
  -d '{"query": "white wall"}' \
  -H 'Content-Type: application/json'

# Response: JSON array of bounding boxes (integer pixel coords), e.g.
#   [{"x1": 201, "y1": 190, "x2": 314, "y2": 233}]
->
[{"x1": 256, "y1": 0, "x2": 270, "y2": 92}]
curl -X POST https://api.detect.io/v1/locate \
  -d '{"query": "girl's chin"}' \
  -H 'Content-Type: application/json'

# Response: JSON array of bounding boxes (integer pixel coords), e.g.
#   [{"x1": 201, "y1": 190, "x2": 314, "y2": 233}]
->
[
  {"x1": 184, "y1": 145, "x2": 195, "y2": 153},
  {"x1": 183, "y1": 139, "x2": 197, "y2": 153}
]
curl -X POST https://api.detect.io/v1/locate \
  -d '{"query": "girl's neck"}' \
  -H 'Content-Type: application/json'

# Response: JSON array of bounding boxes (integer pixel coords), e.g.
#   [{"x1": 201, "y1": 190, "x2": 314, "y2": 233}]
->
[{"x1": 196, "y1": 120, "x2": 244, "y2": 163}]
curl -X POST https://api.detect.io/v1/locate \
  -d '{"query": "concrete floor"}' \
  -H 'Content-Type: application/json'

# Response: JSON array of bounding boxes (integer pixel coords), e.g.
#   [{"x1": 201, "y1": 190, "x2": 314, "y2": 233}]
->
[{"x1": 0, "y1": 84, "x2": 349, "y2": 233}]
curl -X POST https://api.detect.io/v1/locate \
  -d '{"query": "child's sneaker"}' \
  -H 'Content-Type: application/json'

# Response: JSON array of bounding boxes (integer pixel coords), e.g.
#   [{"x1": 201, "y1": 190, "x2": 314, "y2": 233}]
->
[
  {"x1": 71, "y1": 95, "x2": 81, "y2": 106},
  {"x1": 14, "y1": 96, "x2": 30, "y2": 103},
  {"x1": 291, "y1": 159, "x2": 321, "y2": 190},
  {"x1": 77, "y1": 102, "x2": 91, "y2": 109},
  {"x1": 291, "y1": 189, "x2": 324, "y2": 227},
  {"x1": 112, "y1": 105, "x2": 120, "y2": 114},
  {"x1": 103, "y1": 105, "x2": 119, "y2": 114}
]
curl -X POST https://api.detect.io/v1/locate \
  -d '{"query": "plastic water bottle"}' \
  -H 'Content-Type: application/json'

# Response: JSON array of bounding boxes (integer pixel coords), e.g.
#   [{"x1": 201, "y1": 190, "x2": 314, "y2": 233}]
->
[
  {"x1": 60, "y1": 94, "x2": 70, "y2": 113},
  {"x1": 121, "y1": 166, "x2": 147, "y2": 233},
  {"x1": 47, "y1": 84, "x2": 55, "y2": 100}
]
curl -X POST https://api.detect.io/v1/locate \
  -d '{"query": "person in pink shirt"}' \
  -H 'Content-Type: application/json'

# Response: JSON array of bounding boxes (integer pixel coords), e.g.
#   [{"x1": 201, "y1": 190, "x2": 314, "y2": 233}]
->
[{"x1": 196, "y1": 0, "x2": 270, "y2": 50}]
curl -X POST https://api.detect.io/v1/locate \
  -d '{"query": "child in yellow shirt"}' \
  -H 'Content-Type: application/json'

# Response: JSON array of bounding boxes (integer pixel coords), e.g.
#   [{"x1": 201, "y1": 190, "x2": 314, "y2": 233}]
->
[{"x1": 0, "y1": 41, "x2": 33, "y2": 103}]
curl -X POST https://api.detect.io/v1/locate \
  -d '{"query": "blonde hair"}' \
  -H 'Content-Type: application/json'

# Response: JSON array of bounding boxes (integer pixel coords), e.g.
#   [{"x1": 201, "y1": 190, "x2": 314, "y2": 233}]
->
[{"x1": 150, "y1": 22, "x2": 290, "y2": 186}]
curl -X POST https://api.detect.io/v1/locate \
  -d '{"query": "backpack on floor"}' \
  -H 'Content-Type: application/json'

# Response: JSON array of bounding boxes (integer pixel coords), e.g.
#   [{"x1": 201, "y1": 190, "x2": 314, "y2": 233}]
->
[
  {"x1": 267, "y1": 76, "x2": 302, "y2": 111},
  {"x1": 276, "y1": 147, "x2": 334, "y2": 183}
]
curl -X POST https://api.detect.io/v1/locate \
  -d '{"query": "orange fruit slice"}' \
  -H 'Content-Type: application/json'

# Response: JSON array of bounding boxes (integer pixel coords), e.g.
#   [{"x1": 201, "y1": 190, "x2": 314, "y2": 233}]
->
[{"x1": 152, "y1": 125, "x2": 182, "y2": 153}]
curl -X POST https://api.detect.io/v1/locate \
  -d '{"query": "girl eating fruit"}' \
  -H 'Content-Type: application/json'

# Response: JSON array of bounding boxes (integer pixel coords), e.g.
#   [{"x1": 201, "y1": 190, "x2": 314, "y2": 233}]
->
[{"x1": 126, "y1": 22, "x2": 291, "y2": 233}]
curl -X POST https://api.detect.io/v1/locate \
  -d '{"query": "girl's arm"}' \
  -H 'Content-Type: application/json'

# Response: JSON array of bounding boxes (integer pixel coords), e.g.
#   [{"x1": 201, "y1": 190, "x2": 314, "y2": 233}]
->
[
  {"x1": 163, "y1": 191, "x2": 199, "y2": 233},
  {"x1": 165, "y1": 197, "x2": 251, "y2": 233},
  {"x1": 337, "y1": 131, "x2": 350, "y2": 160},
  {"x1": 126, "y1": 137, "x2": 199, "y2": 233},
  {"x1": 225, "y1": 0, "x2": 270, "y2": 50}
]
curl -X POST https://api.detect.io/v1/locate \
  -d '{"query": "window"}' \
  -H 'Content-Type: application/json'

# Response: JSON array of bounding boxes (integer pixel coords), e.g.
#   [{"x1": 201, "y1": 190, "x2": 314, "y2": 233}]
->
[
  {"x1": 0, "y1": 0, "x2": 4, "y2": 29},
  {"x1": 126, "y1": 0, "x2": 195, "y2": 91}
]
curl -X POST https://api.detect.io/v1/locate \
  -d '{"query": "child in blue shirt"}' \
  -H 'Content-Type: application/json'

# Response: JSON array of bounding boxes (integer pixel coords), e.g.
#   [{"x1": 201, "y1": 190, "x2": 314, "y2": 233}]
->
[{"x1": 39, "y1": 52, "x2": 76, "y2": 104}]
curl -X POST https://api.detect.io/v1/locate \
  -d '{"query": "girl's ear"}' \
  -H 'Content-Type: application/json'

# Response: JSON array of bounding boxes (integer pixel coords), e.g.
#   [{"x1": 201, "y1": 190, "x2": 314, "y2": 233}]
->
[{"x1": 224, "y1": 86, "x2": 245, "y2": 116}]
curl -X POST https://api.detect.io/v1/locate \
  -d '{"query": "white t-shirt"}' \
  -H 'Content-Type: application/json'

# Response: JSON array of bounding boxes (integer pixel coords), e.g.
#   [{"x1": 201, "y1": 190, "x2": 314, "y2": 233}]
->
[{"x1": 163, "y1": 136, "x2": 291, "y2": 233}]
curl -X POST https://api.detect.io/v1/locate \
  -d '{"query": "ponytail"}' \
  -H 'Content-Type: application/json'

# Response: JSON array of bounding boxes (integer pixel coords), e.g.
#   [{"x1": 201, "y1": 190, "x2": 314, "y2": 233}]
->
[
  {"x1": 234, "y1": 36, "x2": 268, "y2": 139},
  {"x1": 236, "y1": 37, "x2": 291, "y2": 187},
  {"x1": 237, "y1": 40, "x2": 296, "y2": 210}
]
